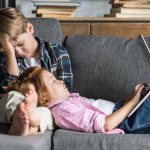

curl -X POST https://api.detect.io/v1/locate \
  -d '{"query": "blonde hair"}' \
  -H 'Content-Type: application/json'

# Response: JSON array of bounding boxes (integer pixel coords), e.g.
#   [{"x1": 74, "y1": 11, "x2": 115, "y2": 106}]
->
[
  {"x1": 9, "y1": 67, "x2": 50, "y2": 107},
  {"x1": 0, "y1": 7, "x2": 28, "y2": 51}
]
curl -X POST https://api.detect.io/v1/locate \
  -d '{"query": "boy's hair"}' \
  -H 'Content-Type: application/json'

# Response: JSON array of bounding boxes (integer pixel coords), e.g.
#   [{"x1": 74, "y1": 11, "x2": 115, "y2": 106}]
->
[
  {"x1": 9, "y1": 67, "x2": 50, "y2": 107},
  {"x1": 0, "y1": 7, "x2": 28, "y2": 50}
]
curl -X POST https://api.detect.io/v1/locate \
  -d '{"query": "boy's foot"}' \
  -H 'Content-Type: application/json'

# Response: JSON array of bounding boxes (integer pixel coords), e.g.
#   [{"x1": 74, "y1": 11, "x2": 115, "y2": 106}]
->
[
  {"x1": 8, "y1": 102, "x2": 30, "y2": 136},
  {"x1": 24, "y1": 84, "x2": 41, "y2": 128}
]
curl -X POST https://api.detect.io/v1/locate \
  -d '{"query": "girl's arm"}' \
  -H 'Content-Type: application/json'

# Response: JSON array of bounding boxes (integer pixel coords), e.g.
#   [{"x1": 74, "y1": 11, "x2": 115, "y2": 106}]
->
[{"x1": 104, "y1": 84, "x2": 144, "y2": 132}]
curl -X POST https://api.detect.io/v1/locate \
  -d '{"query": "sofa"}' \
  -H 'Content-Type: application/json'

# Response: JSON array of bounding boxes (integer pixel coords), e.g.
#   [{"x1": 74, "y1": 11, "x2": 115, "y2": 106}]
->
[{"x1": 0, "y1": 18, "x2": 150, "y2": 150}]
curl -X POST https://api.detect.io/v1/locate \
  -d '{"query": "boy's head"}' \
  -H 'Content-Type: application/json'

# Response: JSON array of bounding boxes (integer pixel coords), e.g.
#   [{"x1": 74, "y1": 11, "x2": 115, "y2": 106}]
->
[
  {"x1": 0, "y1": 7, "x2": 28, "y2": 49},
  {"x1": 9, "y1": 67, "x2": 70, "y2": 106},
  {"x1": 0, "y1": 7, "x2": 37, "y2": 58}
]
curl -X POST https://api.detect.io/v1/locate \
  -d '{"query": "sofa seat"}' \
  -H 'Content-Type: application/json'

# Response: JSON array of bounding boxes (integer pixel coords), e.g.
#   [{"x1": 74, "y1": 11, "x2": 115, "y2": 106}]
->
[
  {"x1": 52, "y1": 129, "x2": 150, "y2": 150},
  {"x1": 0, "y1": 123, "x2": 52, "y2": 150}
]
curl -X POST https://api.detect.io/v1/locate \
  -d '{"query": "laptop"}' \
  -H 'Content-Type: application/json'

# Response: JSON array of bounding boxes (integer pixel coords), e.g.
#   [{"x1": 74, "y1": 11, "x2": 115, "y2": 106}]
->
[{"x1": 128, "y1": 34, "x2": 150, "y2": 117}]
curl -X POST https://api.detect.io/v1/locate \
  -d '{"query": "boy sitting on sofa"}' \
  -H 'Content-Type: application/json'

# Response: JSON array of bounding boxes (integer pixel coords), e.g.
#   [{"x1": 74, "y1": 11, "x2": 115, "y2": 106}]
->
[
  {"x1": 5, "y1": 67, "x2": 150, "y2": 135},
  {"x1": 0, "y1": 7, "x2": 73, "y2": 93},
  {"x1": 0, "y1": 7, "x2": 73, "y2": 133}
]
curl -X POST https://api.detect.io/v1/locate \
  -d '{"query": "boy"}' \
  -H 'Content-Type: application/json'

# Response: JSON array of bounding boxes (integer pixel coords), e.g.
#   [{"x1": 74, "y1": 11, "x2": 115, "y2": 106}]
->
[{"x1": 0, "y1": 7, "x2": 73, "y2": 94}]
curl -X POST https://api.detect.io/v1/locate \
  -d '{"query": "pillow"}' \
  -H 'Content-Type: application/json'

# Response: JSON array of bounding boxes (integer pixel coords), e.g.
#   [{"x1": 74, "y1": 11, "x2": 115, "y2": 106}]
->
[{"x1": 37, "y1": 107, "x2": 54, "y2": 133}]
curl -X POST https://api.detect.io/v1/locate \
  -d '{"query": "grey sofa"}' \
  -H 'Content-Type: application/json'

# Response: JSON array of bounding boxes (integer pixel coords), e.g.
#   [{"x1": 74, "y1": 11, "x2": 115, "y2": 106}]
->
[{"x1": 0, "y1": 18, "x2": 150, "y2": 150}]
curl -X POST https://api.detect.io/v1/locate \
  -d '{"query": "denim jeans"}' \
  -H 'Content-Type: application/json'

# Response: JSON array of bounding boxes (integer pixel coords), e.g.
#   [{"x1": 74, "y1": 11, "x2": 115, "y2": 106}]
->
[{"x1": 113, "y1": 97, "x2": 150, "y2": 134}]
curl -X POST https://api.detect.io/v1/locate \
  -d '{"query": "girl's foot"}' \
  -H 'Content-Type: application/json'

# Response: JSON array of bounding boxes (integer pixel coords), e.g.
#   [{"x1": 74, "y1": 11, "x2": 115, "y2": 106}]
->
[
  {"x1": 24, "y1": 84, "x2": 41, "y2": 128},
  {"x1": 8, "y1": 102, "x2": 30, "y2": 136}
]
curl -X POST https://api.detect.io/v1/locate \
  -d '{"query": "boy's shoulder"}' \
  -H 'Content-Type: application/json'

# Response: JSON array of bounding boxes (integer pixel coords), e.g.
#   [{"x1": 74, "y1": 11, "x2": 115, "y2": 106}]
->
[
  {"x1": 36, "y1": 37, "x2": 64, "y2": 51},
  {"x1": 36, "y1": 37, "x2": 68, "y2": 57},
  {"x1": 44, "y1": 41, "x2": 67, "y2": 55}
]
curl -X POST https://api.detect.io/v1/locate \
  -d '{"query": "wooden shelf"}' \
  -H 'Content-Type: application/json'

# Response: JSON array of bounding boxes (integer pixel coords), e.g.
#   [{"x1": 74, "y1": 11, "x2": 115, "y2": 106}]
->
[
  {"x1": 59, "y1": 17, "x2": 150, "y2": 22},
  {"x1": 58, "y1": 17, "x2": 150, "y2": 40}
]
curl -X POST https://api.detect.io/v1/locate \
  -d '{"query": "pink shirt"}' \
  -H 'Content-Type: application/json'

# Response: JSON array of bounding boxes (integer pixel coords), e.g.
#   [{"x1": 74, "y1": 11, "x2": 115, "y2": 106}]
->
[{"x1": 48, "y1": 93, "x2": 124, "y2": 134}]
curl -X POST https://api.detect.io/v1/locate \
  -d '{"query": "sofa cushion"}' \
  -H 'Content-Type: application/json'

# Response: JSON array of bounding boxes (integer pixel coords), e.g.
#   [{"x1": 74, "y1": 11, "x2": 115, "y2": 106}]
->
[
  {"x1": 28, "y1": 18, "x2": 62, "y2": 44},
  {"x1": 0, "y1": 123, "x2": 52, "y2": 150},
  {"x1": 65, "y1": 35, "x2": 150, "y2": 102},
  {"x1": 0, "y1": 131, "x2": 52, "y2": 150},
  {"x1": 52, "y1": 129, "x2": 150, "y2": 150}
]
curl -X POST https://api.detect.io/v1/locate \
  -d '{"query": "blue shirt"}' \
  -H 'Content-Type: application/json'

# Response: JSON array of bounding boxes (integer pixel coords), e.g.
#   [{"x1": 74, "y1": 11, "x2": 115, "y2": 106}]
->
[{"x1": 0, "y1": 37, "x2": 73, "y2": 93}]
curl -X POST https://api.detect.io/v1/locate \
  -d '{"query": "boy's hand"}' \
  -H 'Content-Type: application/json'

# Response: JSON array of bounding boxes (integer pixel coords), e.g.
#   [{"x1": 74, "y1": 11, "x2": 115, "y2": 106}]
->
[
  {"x1": 2, "y1": 38, "x2": 19, "y2": 76},
  {"x1": 2, "y1": 39, "x2": 15, "y2": 56}
]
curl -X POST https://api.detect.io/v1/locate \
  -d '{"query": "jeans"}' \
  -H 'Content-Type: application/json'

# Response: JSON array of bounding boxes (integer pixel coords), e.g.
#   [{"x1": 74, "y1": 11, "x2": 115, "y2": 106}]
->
[{"x1": 113, "y1": 97, "x2": 150, "y2": 134}]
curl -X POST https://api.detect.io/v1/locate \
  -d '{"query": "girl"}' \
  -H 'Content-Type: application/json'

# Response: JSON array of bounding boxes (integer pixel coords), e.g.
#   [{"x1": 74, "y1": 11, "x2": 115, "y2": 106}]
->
[{"x1": 8, "y1": 66, "x2": 150, "y2": 135}]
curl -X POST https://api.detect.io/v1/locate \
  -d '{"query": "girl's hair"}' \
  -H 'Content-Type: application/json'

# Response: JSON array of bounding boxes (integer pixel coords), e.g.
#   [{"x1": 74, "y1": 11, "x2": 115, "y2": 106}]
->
[
  {"x1": 9, "y1": 67, "x2": 50, "y2": 107},
  {"x1": 0, "y1": 7, "x2": 28, "y2": 51}
]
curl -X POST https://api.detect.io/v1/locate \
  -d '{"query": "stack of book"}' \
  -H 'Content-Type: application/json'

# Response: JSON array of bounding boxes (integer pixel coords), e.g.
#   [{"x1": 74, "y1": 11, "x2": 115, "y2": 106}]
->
[
  {"x1": 105, "y1": 0, "x2": 150, "y2": 18},
  {"x1": 30, "y1": 0, "x2": 81, "y2": 18}
]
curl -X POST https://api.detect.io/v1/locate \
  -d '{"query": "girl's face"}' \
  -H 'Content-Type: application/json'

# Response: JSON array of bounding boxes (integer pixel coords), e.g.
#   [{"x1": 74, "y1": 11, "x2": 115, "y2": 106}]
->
[{"x1": 42, "y1": 70, "x2": 70, "y2": 101}]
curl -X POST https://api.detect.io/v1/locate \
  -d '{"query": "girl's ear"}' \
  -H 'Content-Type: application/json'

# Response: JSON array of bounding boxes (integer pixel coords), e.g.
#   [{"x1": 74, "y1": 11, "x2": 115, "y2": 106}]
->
[
  {"x1": 41, "y1": 93, "x2": 51, "y2": 106},
  {"x1": 26, "y1": 22, "x2": 34, "y2": 34}
]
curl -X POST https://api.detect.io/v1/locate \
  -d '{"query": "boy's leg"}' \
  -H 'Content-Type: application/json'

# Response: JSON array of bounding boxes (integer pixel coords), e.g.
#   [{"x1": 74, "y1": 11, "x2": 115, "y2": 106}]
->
[{"x1": 0, "y1": 91, "x2": 25, "y2": 123}]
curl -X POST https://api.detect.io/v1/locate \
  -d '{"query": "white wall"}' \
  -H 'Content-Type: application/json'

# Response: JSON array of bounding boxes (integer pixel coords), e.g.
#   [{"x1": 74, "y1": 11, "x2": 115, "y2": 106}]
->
[{"x1": 15, "y1": 0, "x2": 111, "y2": 18}]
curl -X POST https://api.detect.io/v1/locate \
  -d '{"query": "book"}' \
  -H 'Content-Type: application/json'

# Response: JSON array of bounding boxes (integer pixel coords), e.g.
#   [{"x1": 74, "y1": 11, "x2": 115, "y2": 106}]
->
[
  {"x1": 112, "y1": 3, "x2": 150, "y2": 8},
  {"x1": 110, "y1": 0, "x2": 150, "y2": 4},
  {"x1": 105, "y1": 13, "x2": 150, "y2": 18},
  {"x1": 31, "y1": 0, "x2": 80, "y2": 2},
  {"x1": 37, "y1": 6, "x2": 77, "y2": 9},
  {"x1": 128, "y1": 89, "x2": 150, "y2": 117},
  {"x1": 36, "y1": 11, "x2": 73, "y2": 15},
  {"x1": 37, "y1": 13, "x2": 74, "y2": 18},
  {"x1": 140, "y1": 34, "x2": 150, "y2": 54},
  {"x1": 33, "y1": 2, "x2": 81, "y2": 7},
  {"x1": 128, "y1": 90, "x2": 150, "y2": 117},
  {"x1": 36, "y1": 8, "x2": 74, "y2": 14},
  {"x1": 128, "y1": 34, "x2": 150, "y2": 117},
  {"x1": 111, "y1": 7, "x2": 150, "y2": 14},
  {"x1": 36, "y1": 7, "x2": 76, "y2": 14}
]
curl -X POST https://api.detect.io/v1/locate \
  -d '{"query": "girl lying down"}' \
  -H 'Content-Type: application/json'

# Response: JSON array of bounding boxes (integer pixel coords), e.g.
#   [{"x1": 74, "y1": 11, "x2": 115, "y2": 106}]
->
[{"x1": 1, "y1": 66, "x2": 150, "y2": 136}]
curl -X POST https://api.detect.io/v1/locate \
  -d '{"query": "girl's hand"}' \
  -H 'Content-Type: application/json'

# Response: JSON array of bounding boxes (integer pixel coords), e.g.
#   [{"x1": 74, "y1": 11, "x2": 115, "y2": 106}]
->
[
  {"x1": 130, "y1": 84, "x2": 144, "y2": 104},
  {"x1": 104, "y1": 84, "x2": 144, "y2": 132}
]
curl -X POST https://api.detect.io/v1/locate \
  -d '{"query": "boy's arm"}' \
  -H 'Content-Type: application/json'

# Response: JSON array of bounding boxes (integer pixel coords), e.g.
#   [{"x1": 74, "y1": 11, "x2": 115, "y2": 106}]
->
[
  {"x1": 4, "y1": 40, "x2": 19, "y2": 76},
  {"x1": 56, "y1": 45, "x2": 73, "y2": 92},
  {"x1": 104, "y1": 84, "x2": 144, "y2": 131},
  {"x1": 0, "y1": 40, "x2": 19, "y2": 93}
]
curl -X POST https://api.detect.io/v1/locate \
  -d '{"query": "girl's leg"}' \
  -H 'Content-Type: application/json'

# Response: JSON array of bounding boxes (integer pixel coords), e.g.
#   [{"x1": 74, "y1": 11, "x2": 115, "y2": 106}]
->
[{"x1": 118, "y1": 97, "x2": 150, "y2": 134}]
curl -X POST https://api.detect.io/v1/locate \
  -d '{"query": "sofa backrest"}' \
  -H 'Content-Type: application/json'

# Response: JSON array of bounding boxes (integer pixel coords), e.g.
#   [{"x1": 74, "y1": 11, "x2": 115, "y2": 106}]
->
[
  {"x1": 28, "y1": 18, "x2": 62, "y2": 44},
  {"x1": 65, "y1": 35, "x2": 150, "y2": 102}
]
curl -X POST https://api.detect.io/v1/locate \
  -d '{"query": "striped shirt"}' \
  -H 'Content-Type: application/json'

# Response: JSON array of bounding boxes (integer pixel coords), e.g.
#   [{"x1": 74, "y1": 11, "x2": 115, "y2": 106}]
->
[{"x1": 0, "y1": 37, "x2": 73, "y2": 93}]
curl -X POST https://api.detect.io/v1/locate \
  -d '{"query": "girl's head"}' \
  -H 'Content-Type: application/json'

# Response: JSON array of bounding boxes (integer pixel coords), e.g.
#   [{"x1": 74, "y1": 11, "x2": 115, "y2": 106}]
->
[{"x1": 9, "y1": 67, "x2": 70, "y2": 106}]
